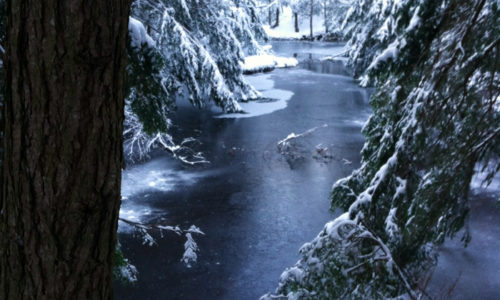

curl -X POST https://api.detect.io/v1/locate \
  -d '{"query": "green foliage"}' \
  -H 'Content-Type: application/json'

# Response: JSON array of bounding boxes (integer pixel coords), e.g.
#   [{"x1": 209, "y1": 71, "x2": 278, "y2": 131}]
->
[
  {"x1": 113, "y1": 247, "x2": 138, "y2": 284},
  {"x1": 123, "y1": 0, "x2": 267, "y2": 160},
  {"x1": 126, "y1": 43, "x2": 171, "y2": 135},
  {"x1": 335, "y1": 0, "x2": 500, "y2": 293},
  {"x1": 266, "y1": 0, "x2": 500, "y2": 298}
]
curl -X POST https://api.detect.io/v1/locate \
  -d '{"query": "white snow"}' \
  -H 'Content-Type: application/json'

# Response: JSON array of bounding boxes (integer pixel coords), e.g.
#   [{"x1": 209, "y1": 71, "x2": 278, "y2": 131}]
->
[
  {"x1": 118, "y1": 261, "x2": 138, "y2": 283},
  {"x1": 385, "y1": 207, "x2": 399, "y2": 238},
  {"x1": 181, "y1": 233, "x2": 199, "y2": 267},
  {"x1": 128, "y1": 17, "x2": 155, "y2": 49},
  {"x1": 280, "y1": 266, "x2": 305, "y2": 282},
  {"x1": 406, "y1": 7, "x2": 421, "y2": 32},
  {"x1": 277, "y1": 124, "x2": 329, "y2": 148},
  {"x1": 324, "y1": 212, "x2": 352, "y2": 239},
  {"x1": 263, "y1": 7, "x2": 326, "y2": 39},
  {"x1": 215, "y1": 73, "x2": 294, "y2": 119},
  {"x1": 242, "y1": 54, "x2": 298, "y2": 73},
  {"x1": 274, "y1": 56, "x2": 299, "y2": 68},
  {"x1": 368, "y1": 40, "x2": 400, "y2": 70}
]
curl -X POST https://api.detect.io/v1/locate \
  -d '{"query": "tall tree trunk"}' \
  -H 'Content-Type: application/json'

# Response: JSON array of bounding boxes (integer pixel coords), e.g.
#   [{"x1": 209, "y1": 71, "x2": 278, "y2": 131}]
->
[
  {"x1": 268, "y1": 0, "x2": 272, "y2": 25},
  {"x1": 273, "y1": 7, "x2": 280, "y2": 28},
  {"x1": 310, "y1": 0, "x2": 314, "y2": 39},
  {"x1": 294, "y1": 12, "x2": 299, "y2": 32},
  {"x1": 0, "y1": 0, "x2": 130, "y2": 299},
  {"x1": 324, "y1": 2, "x2": 328, "y2": 34}
]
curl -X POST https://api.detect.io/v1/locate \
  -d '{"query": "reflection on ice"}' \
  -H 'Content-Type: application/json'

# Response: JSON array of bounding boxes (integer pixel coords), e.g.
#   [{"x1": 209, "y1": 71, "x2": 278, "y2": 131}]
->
[
  {"x1": 119, "y1": 201, "x2": 152, "y2": 222},
  {"x1": 119, "y1": 157, "x2": 203, "y2": 231},
  {"x1": 121, "y1": 158, "x2": 201, "y2": 198}
]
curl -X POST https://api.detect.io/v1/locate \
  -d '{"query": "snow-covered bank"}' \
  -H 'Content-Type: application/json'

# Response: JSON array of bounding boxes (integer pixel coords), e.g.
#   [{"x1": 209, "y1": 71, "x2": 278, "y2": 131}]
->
[
  {"x1": 263, "y1": 7, "x2": 326, "y2": 40},
  {"x1": 321, "y1": 55, "x2": 349, "y2": 65},
  {"x1": 242, "y1": 54, "x2": 298, "y2": 74}
]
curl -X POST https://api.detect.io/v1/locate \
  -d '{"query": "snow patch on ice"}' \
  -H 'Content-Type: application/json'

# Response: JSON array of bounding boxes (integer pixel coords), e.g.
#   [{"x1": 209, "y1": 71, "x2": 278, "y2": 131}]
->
[
  {"x1": 242, "y1": 54, "x2": 298, "y2": 74},
  {"x1": 215, "y1": 73, "x2": 294, "y2": 119}
]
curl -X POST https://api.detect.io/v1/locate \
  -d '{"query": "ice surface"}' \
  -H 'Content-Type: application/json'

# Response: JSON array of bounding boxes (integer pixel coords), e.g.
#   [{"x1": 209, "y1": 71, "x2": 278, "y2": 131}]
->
[{"x1": 119, "y1": 157, "x2": 204, "y2": 231}]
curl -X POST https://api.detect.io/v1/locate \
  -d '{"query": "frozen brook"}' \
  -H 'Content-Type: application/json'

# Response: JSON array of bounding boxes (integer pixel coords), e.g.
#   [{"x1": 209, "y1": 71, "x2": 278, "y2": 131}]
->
[
  {"x1": 428, "y1": 170, "x2": 500, "y2": 299},
  {"x1": 115, "y1": 41, "x2": 499, "y2": 299}
]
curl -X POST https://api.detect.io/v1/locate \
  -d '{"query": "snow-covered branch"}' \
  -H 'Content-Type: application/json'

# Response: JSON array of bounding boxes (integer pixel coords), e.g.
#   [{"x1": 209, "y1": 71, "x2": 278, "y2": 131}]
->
[{"x1": 119, "y1": 217, "x2": 205, "y2": 267}]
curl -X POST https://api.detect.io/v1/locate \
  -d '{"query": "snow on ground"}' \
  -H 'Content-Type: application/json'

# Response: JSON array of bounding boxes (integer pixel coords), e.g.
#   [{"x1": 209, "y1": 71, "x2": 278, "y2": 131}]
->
[
  {"x1": 241, "y1": 54, "x2": 298, "y2": 74},
  {"x1": 263, "y1": 7, "x2": 326, "y2": 39},
  {"x1": 215, "y1": 73, "x2": 294, "y2": 119}
]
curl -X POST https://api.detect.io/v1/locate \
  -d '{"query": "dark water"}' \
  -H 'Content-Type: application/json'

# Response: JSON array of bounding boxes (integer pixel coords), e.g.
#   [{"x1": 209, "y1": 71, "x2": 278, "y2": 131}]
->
[
  {"x1": 114, "y1": 41, "x2": 500, "y2": 300},
  {"x1": 115, "y1": 41, "x2": 370, "y2": 299}
]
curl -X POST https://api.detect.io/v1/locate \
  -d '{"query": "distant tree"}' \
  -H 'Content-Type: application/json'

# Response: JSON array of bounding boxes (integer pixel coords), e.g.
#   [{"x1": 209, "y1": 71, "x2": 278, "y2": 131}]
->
[
  {"x1": 0, "y1": 0, "x2": 131, "y2": 299},
  {"x1": 295, "y1": 0, "x2": 321, "y2": 39},
  {"x1": 321, "y1": 0, "x2": 350, "y2": 36},
  {"x1": 309, "y1": 0, "x2": 314, "y2": 38}
]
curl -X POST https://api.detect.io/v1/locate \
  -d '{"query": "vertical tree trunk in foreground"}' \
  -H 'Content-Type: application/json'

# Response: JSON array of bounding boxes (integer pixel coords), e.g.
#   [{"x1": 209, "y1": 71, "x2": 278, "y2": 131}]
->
[{"x1": 0, "y1": 0, "x2": 130, "y2": 299}]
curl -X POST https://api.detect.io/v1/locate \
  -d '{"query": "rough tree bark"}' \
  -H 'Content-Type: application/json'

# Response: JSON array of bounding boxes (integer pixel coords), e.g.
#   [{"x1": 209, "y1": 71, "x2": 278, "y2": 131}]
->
[{"x1": 0, "y1": 0, "x2": 130, "y2": 299}]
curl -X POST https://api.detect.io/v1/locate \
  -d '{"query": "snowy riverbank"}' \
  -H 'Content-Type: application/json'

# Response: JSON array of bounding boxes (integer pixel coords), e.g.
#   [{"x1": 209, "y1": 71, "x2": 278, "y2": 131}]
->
[
  {"x1": 241, "y1": 54, "x2": 298, "y2": 74},
  {"x1": 263, "y1": 7, "x2": 326, "y2": 40}
]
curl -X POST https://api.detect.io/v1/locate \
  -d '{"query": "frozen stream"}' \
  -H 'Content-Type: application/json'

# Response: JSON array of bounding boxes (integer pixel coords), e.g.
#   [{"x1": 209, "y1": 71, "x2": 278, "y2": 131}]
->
[{"x1": 114, "y1": 41, "x2": 499, "y2": 299}]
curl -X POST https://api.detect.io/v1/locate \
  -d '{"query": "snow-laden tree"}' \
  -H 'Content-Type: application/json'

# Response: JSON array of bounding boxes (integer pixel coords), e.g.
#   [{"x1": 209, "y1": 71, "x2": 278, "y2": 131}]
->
[
  {"x1": 320, "y1": 0, "x2": 350, "y2": 37},
  {"x1": 341, "y1": 0, "x2": 405, "y2": 79},
  {"x1": 261, "y1": 0, "x2": 350, "y2": 38},
  {"x1": 255, "y1": 0, "x2": 287, "y2": 28},
  {"x1": 124, "y1": 0, "x2": 266, "y2": 161},
  {"x1": 264, "y1": 0, "x2": 499, "y2": 298}
]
